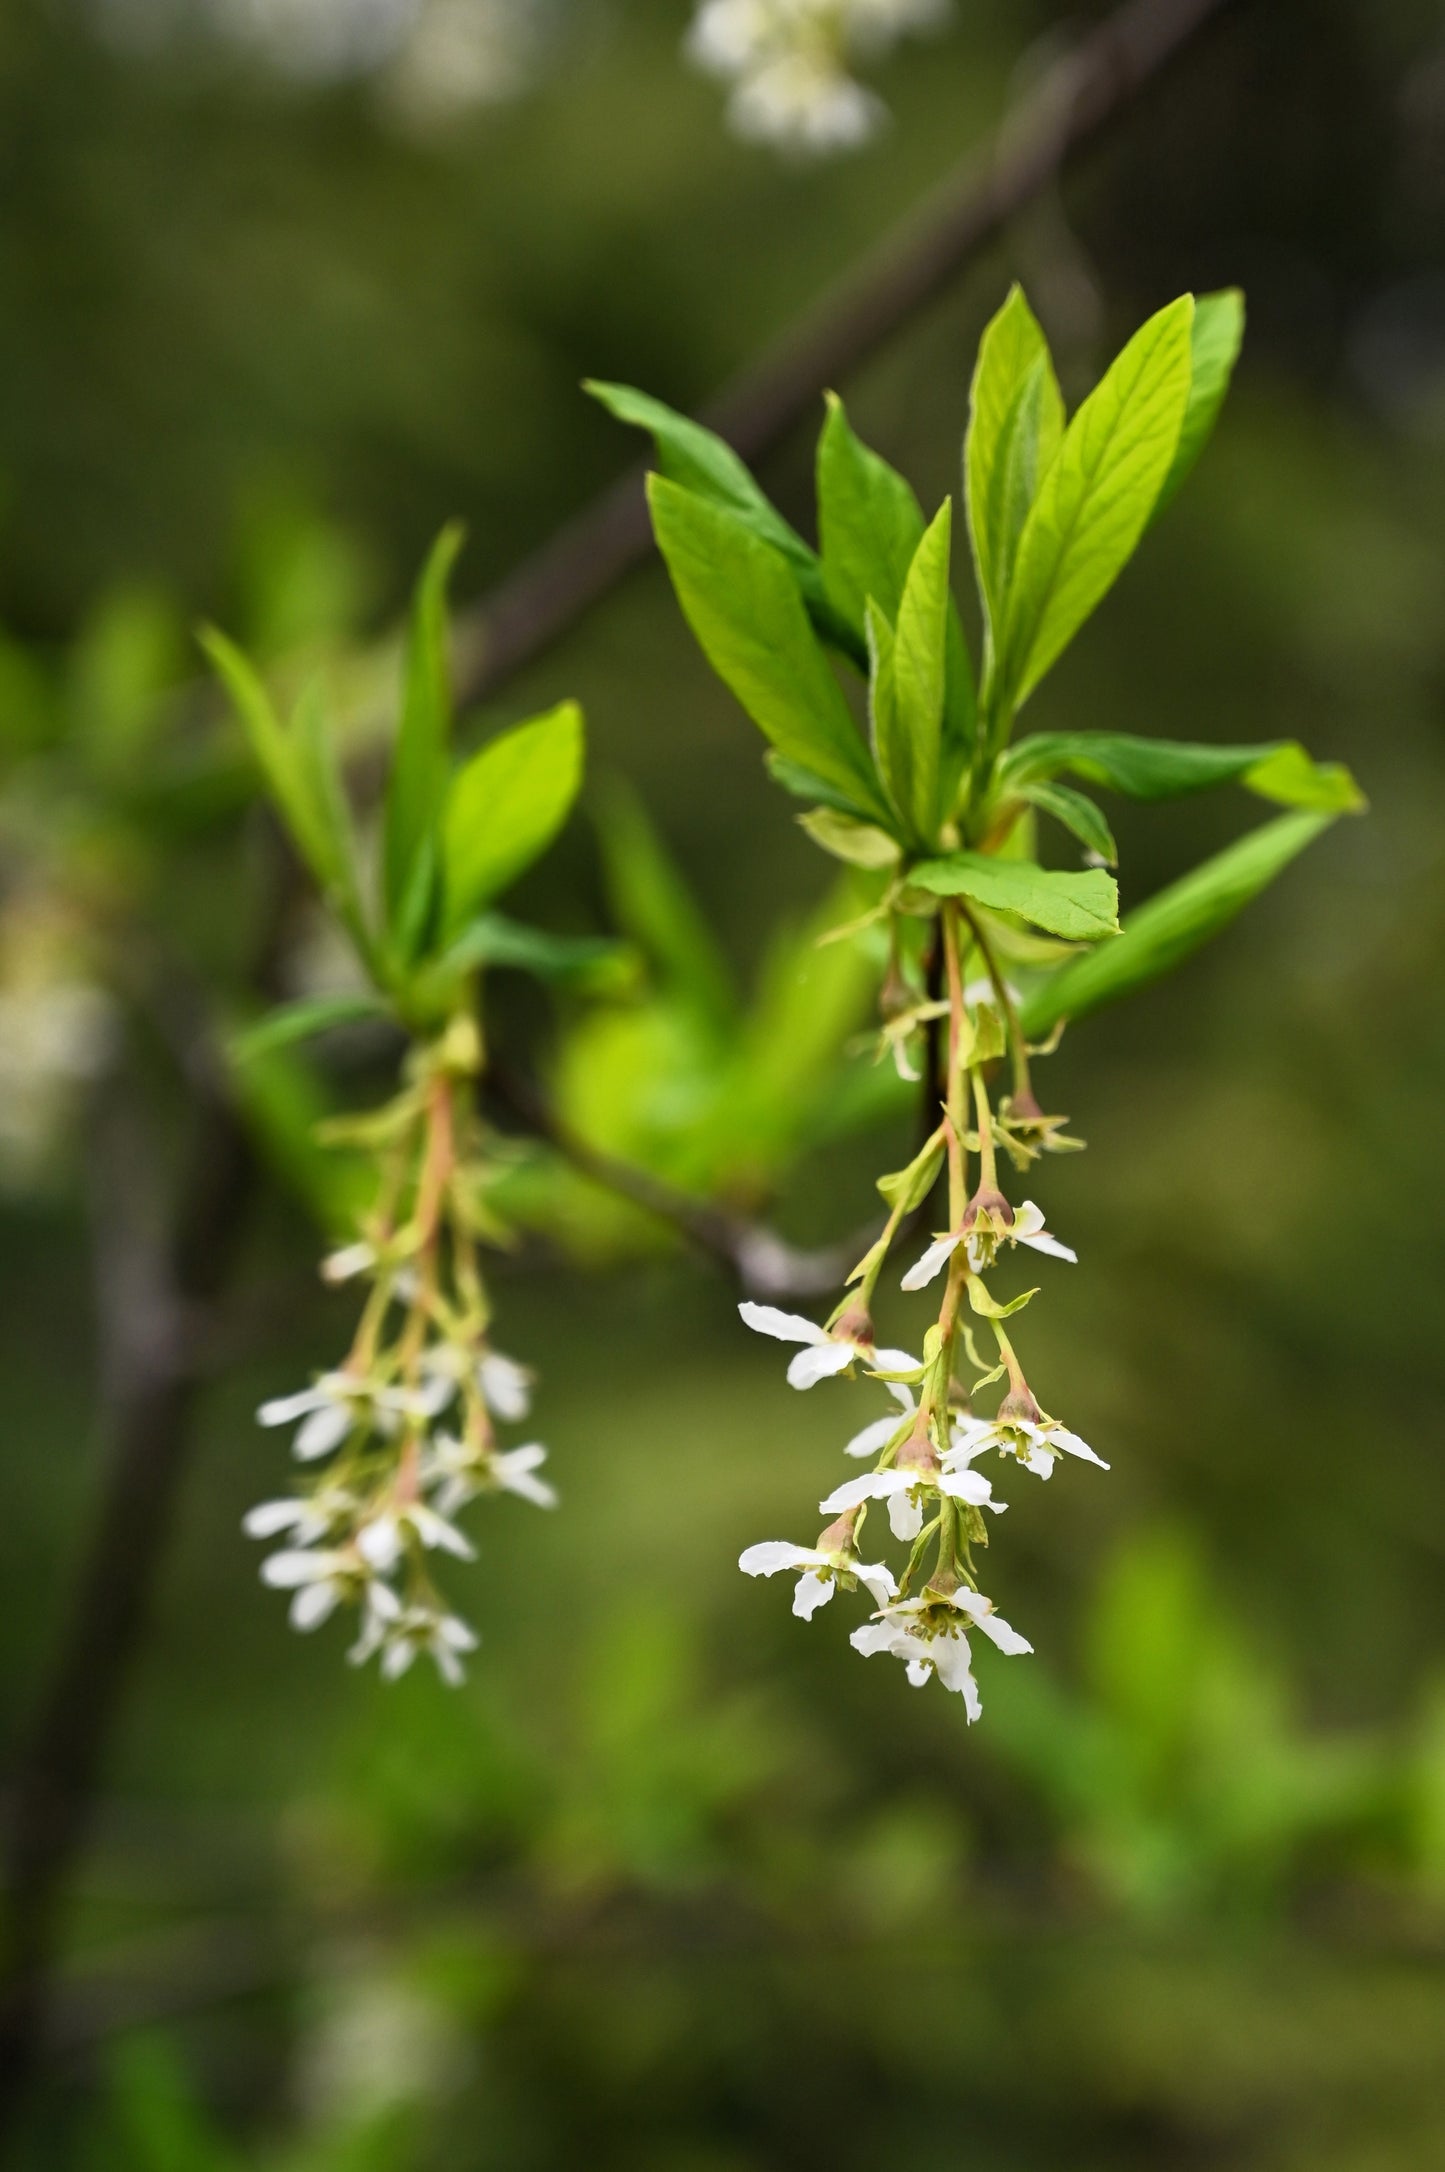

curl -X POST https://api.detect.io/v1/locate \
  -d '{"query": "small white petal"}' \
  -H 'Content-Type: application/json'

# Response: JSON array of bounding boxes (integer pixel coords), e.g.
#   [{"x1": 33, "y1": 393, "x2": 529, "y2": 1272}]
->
[
  {"x1": 479, "y1": 1351, "x2": 532, "y2": 1422},
  {"x1": 739, "y1": 1540, "x2": 815, "y2": 1577},
  {"x1": 497, "y1": 1446, "x2": 559, "y2": 1509},
  {"x1": 380, "y1": 1638, "x2": 416, "y2": 1680},
  {"x1": 904, "y1": 1658, "x2": 933, "y2": 1688},
  {"x1": 930, "y1": 1633, "x2": 982, "y2": 1716},
  {"x1": 410, "y1": 1506, "x2": 477, "y2": 1560},
  {"x1": 900, "y1": 1234, "x2": 959, "y2": 1291},
  {"x1": 321, "y1": 1242, "x2": 375, "y2": 1284},
  {"x1": 886, "y1": 1489, "x2": 924, "y2": 1542},
  {"x1": 243, "y1": 1499, "x2": 308, "y2": 1539},
  {"x1": 940, "y1": 1465, "x2": 995, "y2": 1508},
  {"x1": 1019, "y1": 1229, "x2": 1077, "y2": 1264},
  {"x1": 261, "y1": 1548, "x2": 332, "y2": 1589},
  {"x1": 869, "y1": 1346, "x2": 923, "y2": 1377},
  {"x1": 738, "y1": 1302, "x2": 827, "y2": 1347},
  {"x1": 432, "y1": 1641, "x2": 465, "y2": 1687},
  {"x1": 290, "y1": 1581, "x2": 340, "y2": 1632},
  {"x1": 819, "y1": 1469, "x2": 906, "y2": 1516},
  {"x1": 786, "y1": 1341, "x2": 855, "y2": 1390},
  {"x1": 1052, "y1": 1426, "x2": 1109, "y2": 1469},
  {"x1": 855, "y1": 1561, "x2": 898, "y2": 1607},
  {"x1": 792, "y1": 1570, "x2": 835, "y2": 1619},
  {"x1": 257, "y1": 1386, "x2": 325, "y2": 1427},
  {"x1": 849, "y1": 1620, "x2": 899, "y2": 1660},
  {"x1": 842, "y1": 1413, "x2": 907, "y2": 1460},
  {"x1": 293, "y1": 1401, "x2": 353, "y2": 1462},
  {"x1": 356, "y1": 1517, "x2": 402, "y2": 1571}
]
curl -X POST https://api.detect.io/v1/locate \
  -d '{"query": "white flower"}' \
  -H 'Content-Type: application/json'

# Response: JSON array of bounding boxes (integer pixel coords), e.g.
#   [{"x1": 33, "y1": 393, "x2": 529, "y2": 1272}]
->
[
  {"x1": 849, "y1": 1587, "x2": 1031, "y2": 1718},
  {"x1": 842, "y1": 1389, "x2": 915, "y2": 1459},
  {"x1": 371, "y1": 1603, "x2": 480, "y2": 1687},
  {"x1": 321, "y1": 1240, "x2": 377, "y2": 1285},
  {"x1": 901, "y1": 1200, "x2": 1076, "y2": 1290},
  {"x1": 242, "y1": 1483, "x2": 358, "y2": 1548},
  {"x1": 421, "y1": 1435, "x2": 557, "y2": 1517},
  {"x1": 738, "y1": 1302, "x2": 919, "y2": 1391},
  {"x1": 479, "y1": 1350, "x2": 532, "y2": 1423},
  {"x1": 257, "y1": 1372, "x2": 435, "y2": 1462},
  {"x1": 738, "y1": 1538, "x2": 897, "y2": 1618},
  {"x1": 260, "y1": 1545, "x2": 396, "y2": 1633},
  {"x1": 947, "y1": 1410, "x2": 1108, "y2": 1480},
  {"x1": 819, "y1": 1454, "x2": 1001, "y2": 1543},
  {"x1": 730, "y1": 55, "x2": 883, "y2": 155},
  {"x1": 355, "y1": 1501, "x2": 476, "y2": 1572}
]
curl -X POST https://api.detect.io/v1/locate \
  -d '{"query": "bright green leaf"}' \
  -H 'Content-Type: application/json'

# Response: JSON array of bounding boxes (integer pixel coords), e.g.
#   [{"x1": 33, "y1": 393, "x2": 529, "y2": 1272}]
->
[
  {"x1": 1019, "y1": 811, "x2": 1336, "y2": 1035},
  {"x1": 798, "y1": 805, "x2": 901, "y2": 867},
  {"x1": 1153, "y1": 289, "x2": 1245, "y2": 518},
  {"x1": 965, "y1": 283, "x2": 1065, "y2": 641},
  {"x1": 442, "y1": 700, "x2": 584, "y2": 933},
  {"x1": 999, "y1": 296, "x2": 1195, "y2": 712},
  {"x1": 883, "y1": 500, "x2": 953, "y2": 843},
  {"x1": 816, "y1": 391, "x2": 927, "y2": 630},
  {"x1": 908, "y1": 849, "x2": 1119, "y2": 941},
  {"x1": 648, "y1": 475, "x2": 886, "y2": 818}
]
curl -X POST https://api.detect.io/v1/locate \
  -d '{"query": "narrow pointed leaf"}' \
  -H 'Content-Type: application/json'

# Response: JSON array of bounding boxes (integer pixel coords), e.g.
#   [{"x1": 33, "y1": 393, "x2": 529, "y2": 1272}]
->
[
  {"x1": 817, "y1": 391, "x2": 927, "y2": 630},
  {"x1": 1152, "y1": 289, "x2": 1245, "y2": 519},
  {"x1": 882, "y1": 501, "x2": 952, "y2": 842},
  {"x1": 999, "y1": 297, "x2": 1195, "y2": 711},
  {"x1": 648, "y1": 475, "x2": 887, "y2": 819},
  {"x1": 595, "y1": 780, "x2": 737, "y2": 1027},
  {"x1": 1003, "y1": 730, "x2": 1364, "y2": 813},
  {"x1": 230, "y1": 993, "x2": 392, "y2": 1061},
  {"x1": 908, "y1": 851, "x2": 1119, "y2": 941},
  {"x1": 1019, "y1": 811, "x2": 1336, "y2": 1035},
  {"x1": 965, "y1": 284, "x2": 1065, "y2": 639},
  {"x1": 442, "y1": 700, "x2": 584, "y2": 934},
  {"x1": 1022, "y1": 779, "x2": 1117, "y2": 866}
]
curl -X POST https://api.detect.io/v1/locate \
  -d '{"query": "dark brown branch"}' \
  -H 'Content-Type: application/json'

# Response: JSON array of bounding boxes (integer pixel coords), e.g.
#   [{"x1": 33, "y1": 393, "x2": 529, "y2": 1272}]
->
[
  {"x1": 0, "y1": 0, "x2": 1235, "y2": 2121},
  {"x1": 450, "y1": 0, "x2": 1235, "y2": 706}
]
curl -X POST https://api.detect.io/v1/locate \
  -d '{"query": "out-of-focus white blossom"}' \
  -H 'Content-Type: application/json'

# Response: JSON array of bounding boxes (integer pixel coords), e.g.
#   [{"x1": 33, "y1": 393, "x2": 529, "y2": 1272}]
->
[{"x1": 686, "y1": 0, "x2": 949, "y2": 157}]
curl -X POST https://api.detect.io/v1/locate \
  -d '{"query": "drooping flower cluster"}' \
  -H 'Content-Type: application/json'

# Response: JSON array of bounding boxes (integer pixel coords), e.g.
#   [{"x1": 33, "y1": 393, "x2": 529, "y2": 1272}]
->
[
  {"x1": 245, "y1": 1014, "x2": 555, "y2": 1683},
  {"x1": 686, "y1": 0, "x2": 948, "y2": 157},
  {"x1": 738, "y1": 904, "x2": 1105, "y2": 1720}
]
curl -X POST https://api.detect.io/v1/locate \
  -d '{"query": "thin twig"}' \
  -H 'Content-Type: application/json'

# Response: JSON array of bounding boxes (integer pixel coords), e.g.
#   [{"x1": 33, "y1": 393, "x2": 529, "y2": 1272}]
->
[{"x1": 0, "y1": 0, "x2": 1236, "y2": 2118}]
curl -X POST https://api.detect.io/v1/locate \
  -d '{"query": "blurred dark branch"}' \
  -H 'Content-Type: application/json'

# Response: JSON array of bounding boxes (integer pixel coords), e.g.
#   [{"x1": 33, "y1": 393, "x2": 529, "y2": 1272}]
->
[
  {"x1": 0, "y1": 0, "x2": 1234, "y2": 2124},
  {"x1": 489, "y1": 1064, "x2": 867, "y2": 1301},
  {"x1": 451, "y1": 0, "x2": 1235, "y2": 704}
]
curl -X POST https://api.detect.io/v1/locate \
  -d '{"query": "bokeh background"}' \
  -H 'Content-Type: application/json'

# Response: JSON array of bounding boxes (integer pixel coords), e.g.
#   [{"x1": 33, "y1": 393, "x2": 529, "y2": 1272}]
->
[{"x1": 2, "y1": 0, "x2": 1445, "y2": 2163}]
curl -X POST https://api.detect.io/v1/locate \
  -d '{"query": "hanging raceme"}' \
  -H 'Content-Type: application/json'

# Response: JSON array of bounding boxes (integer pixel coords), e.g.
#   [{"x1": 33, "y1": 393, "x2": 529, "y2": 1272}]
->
[
  {"x1": 597, "y1": 284, "x2": 1365, "y2": 1718},
  {"x1": 205, "y1": 530, "x2": 597, "y2": 1684}
]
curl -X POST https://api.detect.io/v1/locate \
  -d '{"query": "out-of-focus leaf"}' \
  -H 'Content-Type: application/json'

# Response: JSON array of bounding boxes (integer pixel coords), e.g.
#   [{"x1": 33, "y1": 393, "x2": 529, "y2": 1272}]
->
[
  {"x1": 998, "y1": 297, "x2": 1195, "y2": 711},
  {"x1": 1153, "y1": 288, "x2": 1246, "y2": 518},
  {"x1": 383, "y1": 524, "x2": 463, "y2": 956},
  {"x1": 595, "y1": 780, "x2": 736, "y2": 1030},
  {"x1": 647, "y1": 477, "x2": 887, "y2": 819},
  {"x1": 797, "y1": 806, "x2": 901, "y2": 867},
  {"x1": 229, "y1": 1037, "x2": 371, "y2": 1232},
  {"x1": 230, "y1": 992, "x2": 392, "y2": 1061},
  {"x1": 908, "y1": 851, "x2": 1120, "y2": 941},
  {"x1": 425, "y1": 910, "x2": 632, "y2": 992},
  {"x1": 1003, "y1": 729, "x2": 1364, "y2": 813},
  {"x1": 70, "y1": 585, "x2": 187, "y2": 769},
  {"x1": 1019, "y1": 810, "x2": 1336, "y2": 1035},
  {"x1": 441, "y1": 700, "x2": 584, "y2": 935}
]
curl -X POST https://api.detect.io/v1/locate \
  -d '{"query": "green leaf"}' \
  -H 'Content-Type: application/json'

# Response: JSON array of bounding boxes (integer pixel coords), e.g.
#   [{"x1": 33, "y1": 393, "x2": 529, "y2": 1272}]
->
[
  {"x1": 424, "y1": 911, "x2": 635, "y2": 992},
  {"x1": 764, "y1": 752, "x2": 885, "y2": 825},
  {"x1": 1019, "y1": 811, "x2": 1336, "y2": 1036},
  {"x1": 881, "y1": 500, "x2": 953, "y2": 843},
  {"x1": 383, "y1": 523, "x2": 463, "y2": 955},
  {"x1": 908, "y1": 850, "x2": 1120, "y2": 941},
  {"x1": 201, "y1": 631, "x2": 369, "y2": 957},
  {"x1": 798, "y1": 806, "x2": 901, "y2": 867},
  {"x1": 998, "y1": 296, "x2": 1195, "y2": 712},
  {"x1": 1153, "y1": 289, "x2": 1245, "y2": 519},
  {"x1": 230, "y1": 992, "x2": 393, "y2": 1061},
  {"x1": 965, "y1": 283, "x2": 1065, "y2": 642},
  {"x1": 816, "y1": 391, "x2": 927, "y2": 630},
  {"x1": 1022, "y1": 779, "x2": 1117, "y2": 866},
  {"x1": 587, "y1": 379, "x2": 814, "y2": 581},
  {"x1": 442, "y1": 700, "x2": 584, "y2": 935},
  {"x1": 878, "y1": 1133, "x2": 945, "y2": 1212},
  {"x1": 595, "y1": 779, "x2": 737, "y2": 1028},
  {"x1": 1003, "y1": 730, "x2": 1365, "y2": 813},
  {"x1": 648, "y1": 475, "x2": 886, "y2": 818}
]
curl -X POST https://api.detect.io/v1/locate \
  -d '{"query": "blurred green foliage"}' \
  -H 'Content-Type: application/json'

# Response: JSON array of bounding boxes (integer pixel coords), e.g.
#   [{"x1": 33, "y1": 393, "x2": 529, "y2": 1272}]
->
[{"x1": 2, "y1": 0, "x2": 1445, "y2": 2165}]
